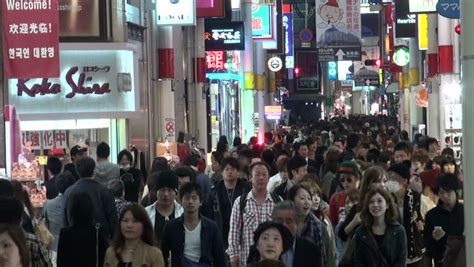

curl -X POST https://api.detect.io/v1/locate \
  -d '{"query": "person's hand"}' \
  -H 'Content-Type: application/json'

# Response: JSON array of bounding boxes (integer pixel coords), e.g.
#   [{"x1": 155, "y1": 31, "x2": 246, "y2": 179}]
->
[
  {"x1": 432, "y1": 226, "x2": 446, "y2": 241},
  {"x1": 353, "y1": 212, "x2": 362, "y2": 225},
  {"x1": 230, "y1": 256, "x2": 240, "y2": 267},
  {"x1": 416, "y1": 220, "x2": 424, "y2": 231}
]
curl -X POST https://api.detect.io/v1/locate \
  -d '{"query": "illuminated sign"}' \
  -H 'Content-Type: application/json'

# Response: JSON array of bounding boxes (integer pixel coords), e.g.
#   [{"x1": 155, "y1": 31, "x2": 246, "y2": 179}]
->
[
  {"x1": 283, "y1": 13, "x2": 294, "y2": 68},
  {"x1": 328, "y1": 61, "x2": 337, "y2": 80},
  {"x1": 267, "y1": 56, "x2": 283, "y2": 72},
  {"x1": 156, "y1": 0, "x2": 196, "y2": 26},
  {"x1": 204, "y1": 21, "x2": 245, "y2": 51},
  {"x1": 206, "y1": 51, "x2": 226, "y2": 71},
  {"x1": 393, "y1": 47, "x2": 410, "y2": 66},
  {"x1": 395, "y1": 0, "x2": 417, "y2": 38},
  {"x1": 252, "y1": 0, "x2": 273, "y2": 39},
  {"x1": 409, "y1": 0, "x2": 438, "y2": 13},
  {"x1": 264, "y1": 105, "x2": 282, "y2": 120},
  {"x1": 337, "y1": 61, "x2": 352, "y2": 81},
  {"x1": 418, "y1": 14, "x2": 428, "y2": 50}
]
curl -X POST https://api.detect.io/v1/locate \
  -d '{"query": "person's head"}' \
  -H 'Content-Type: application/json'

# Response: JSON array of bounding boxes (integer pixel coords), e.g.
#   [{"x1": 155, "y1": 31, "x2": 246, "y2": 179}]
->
[
  {"x1": 393, "y1": 142, "x2": 411, "y2": 164},
  {"x1": 174, "y1": 166, "x2": 195, "y2": 189},
  {"x1": 359, "y1": 166, "x2": 388, "y2": 205},
  {"x1": 412, "y1": 149, "x2": 430, "y2": 170},
  {"x1": 249, "y1": 162, "x2": 271, "y2": 192},
  {"x1": 238, "y1": 148, "x2": 253, "y2": 168},
  {"x1": 441, "y1": 156, "x2": 458, "y2": 175},
  {"x1": 305, "y1": 137, "x2": 317, "y2": 152},
  {"x1": 113, "y1": 203, "x2": 155, "y2": 249},
  {"x1": 0, "y1": 198, "x2": 23, "y2": 225},
  {"x1": 76, "y1": 156, "x2": 96, "y2": 178},
  {"x1": 221, "y1": 157, "x2": 240, "y2": 182},
  {"x1": 275, "y1": 155, "x2": 289, "y2": 181},
  {"x1": 233, "y1": 136, "x2": 242, "y2": 147},
  {"x1": 70, "y1": 192, "x2": 94, "y2": 226},
  {"x1": 333, "y1": 136, "x2": 345, "y2": 152},
  {"x1": 287, "y1": 155, "x2": 308, "y2": 183},
  {"x1": 337, "y1": 161, "x2": 361, "y2": 192},
  {"x1": 96, "y1": 142, "x2": 111, "y2": 159},
  {"x1": 179, "y1": 182, "x2": 203, "y2": 215},
  {"x1": 46, "y1": 156, "x2": 62, "y2": 176},
  {"x1": 441, "y1": 147, "x2": 455, "y2": 158},
  {"x1": 324, "y1": 148, "x2": 341, "y2": 174},
  {"x1": 150, "y1": 157, "x2": 171, "y2": 173},
  {"x1": 426, "y1": 137, "x2": 439, "y2": 154},
  {"x1": 211, "y1": 151, "x2": 224, "y2": 173},
  {"x1": 299, "y1": 178, "x2": 323, "y2": 212},
  {"x1": 346, "y1": 133, "x2": 360, "y2": 150},
  {"x1": 436, "y1": 173, "x2": 460, "y2": 208},
  {"x1": 357, "y1": 142, "x2": 370, "y2": 159},
  {"x1": 361, "y1": 188, "x2": 398, "y2": 227},
  {"x1": 11, "y1": 181, "x2": 33, "y2": 217},
  {"x1": 288, "y1": 184, "x2": 313, "y2": 217},
  {"x1": 0, "y1": 179, "x2": 14, "y2": 198},
  {"x1": 294, "y1": 142, "x2": 309, "y2": 158},
  {"x1": 271, "y1": 201, "x2": 298, "y2": 235},
  {"x1": 107, "y1": 179, "x2": 125, "y2": 198},
  {"x1": 253, "y1": 221, "x2": 293, "y2": 261},
  {"x1": 184, "y1": 154, "x2": 200, "y2": 169},
  {"x1": 366, "y1": 148, "x2": 381, "y2": 164},
  {"x1": 345, "y1": 189, "x2": 360, "y2": 211},
  {"x1": 70, "y1": 145, "x2": 86, "y2": 162},
  {"x1": 431, "y1": 156, "x2": 444, "y2": 170},
  {"x1": 261, "y1": 150, "x2": 275, "y2": 166},
  {"x1": 155, "y1": 171, "x2": 179, "y2": 207},
  {"x1": 255, "y1": 259, "x2": 286, "y2": 267},
  {"x1": 118, "y1": 150, "x2": 133, "y2": 170},
  {"x1": 0, "y1": 223, "x2": 30, "y2": 267},
  {"x1": 55, "y1": 171, "x2": 76, "y2": 194},
  {"x1": 387, "y1": 161, "x2": 411, "y2": 193}
]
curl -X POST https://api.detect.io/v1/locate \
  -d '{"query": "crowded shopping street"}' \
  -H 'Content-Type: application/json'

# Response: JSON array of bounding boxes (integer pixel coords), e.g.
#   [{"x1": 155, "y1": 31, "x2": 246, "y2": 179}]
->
[{"x1": 0, "y1": 0, "x2": 472, "y2": 266}]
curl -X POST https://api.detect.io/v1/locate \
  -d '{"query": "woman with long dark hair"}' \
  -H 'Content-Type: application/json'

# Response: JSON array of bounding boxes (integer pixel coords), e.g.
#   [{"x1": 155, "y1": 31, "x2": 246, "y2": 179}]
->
[{"x1": 104, "y1": 203, "x2": 164, "y2": 267}]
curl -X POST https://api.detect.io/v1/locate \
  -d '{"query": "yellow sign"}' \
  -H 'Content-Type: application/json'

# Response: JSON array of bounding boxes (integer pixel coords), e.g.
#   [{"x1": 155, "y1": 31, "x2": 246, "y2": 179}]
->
[
  {"x1": 264, "y1": 105, "x2": 282, "y2": 120},
  {"x1": 35, "y1": 156, "x2": 48, "y2": 166},
  {"x1": 418, "y1": 14, "x2": 428, "y2": 50}
]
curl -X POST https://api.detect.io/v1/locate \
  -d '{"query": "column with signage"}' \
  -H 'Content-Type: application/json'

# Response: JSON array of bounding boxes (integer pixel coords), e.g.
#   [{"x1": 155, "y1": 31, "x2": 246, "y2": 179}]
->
[{"x1": 242, "y1": 0, "x2": 256, "y2": 142}]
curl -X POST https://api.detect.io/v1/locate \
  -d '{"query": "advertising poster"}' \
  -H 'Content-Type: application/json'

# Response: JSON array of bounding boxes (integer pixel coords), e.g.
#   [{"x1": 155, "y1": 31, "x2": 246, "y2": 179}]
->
[
  {"x1": 252, "y1": 0, "x2": 274, "y2": 39},
  {"x1": 2, "y1": 0, "x2": 60, "y2": 78},
  {"x1": 315, "y1": 0, "x2": 361, "y2": 47},
  {"x1": 156, "y1": 0, "x2": 196, "y2": 26}
]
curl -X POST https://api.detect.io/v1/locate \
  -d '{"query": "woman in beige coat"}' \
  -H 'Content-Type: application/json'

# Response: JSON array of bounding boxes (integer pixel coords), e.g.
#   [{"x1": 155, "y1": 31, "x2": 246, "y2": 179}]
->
[{"x1": 104, "y1": 203, "x2": 164, "y2": 267}]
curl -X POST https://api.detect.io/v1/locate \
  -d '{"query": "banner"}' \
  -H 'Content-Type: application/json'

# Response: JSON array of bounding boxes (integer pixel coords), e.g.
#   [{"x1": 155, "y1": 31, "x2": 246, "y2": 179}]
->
[
  {"x1": 2, "y1": 0, "x2": 60, "y2": 78},
  {"x1": 316, "y1": 0, "x2": 361, "y2": 47}
]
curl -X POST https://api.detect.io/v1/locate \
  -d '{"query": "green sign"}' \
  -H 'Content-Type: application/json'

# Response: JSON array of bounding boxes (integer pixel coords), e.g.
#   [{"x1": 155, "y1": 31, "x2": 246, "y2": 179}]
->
[
  {"x1": 251, "y1": 0, "x2": 273, "y2": 39},
  {"x1": 393, "y1": 47, "x2": 410, "y2": 66}
]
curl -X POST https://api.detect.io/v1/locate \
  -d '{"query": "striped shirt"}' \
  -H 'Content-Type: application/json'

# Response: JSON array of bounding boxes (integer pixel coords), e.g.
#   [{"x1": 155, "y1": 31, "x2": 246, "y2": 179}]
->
[{"x1": 226, "y1": 191, "x2": 276, "y2": 267}]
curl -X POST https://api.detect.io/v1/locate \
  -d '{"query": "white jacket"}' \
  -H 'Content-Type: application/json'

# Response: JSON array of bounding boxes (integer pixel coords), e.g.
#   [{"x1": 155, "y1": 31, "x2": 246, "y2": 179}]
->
[{"x1": 145, "y1": 200, "x2": 184, "y2": 227}]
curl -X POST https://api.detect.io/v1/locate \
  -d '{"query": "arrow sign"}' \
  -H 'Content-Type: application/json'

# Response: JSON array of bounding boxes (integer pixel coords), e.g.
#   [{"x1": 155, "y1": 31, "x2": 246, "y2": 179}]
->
[{"x1": 336, "y1": 49, "x2": 346, "y2": 61}]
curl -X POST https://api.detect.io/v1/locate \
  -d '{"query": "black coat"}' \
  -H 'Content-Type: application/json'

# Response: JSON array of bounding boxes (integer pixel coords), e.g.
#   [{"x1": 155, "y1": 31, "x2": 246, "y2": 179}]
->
[
  {"x1": 353, "y1": 223, "x2": 407, "y2": 267},
  {"x1": 57, "y1": 225, "x2": 108, "y2": 267},
  {"x1": 160, "y1": 215, "x2": 226, "y2": 267},
  {"x1": 273, "y1": 181, "x2": 290, "y2": 200},
  {"x1": 45, "y1": 176, "x2": 59, "y2": 199},
  {"x1": 120, "y1": 167, "x2": 143, "y2": 202}
]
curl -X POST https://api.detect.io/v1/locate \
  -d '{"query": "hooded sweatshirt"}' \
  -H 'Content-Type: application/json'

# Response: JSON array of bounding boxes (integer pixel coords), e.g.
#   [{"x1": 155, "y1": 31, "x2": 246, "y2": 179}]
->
[{"x1": 95, "y1": 160, "x2": 120, "y2": 187}]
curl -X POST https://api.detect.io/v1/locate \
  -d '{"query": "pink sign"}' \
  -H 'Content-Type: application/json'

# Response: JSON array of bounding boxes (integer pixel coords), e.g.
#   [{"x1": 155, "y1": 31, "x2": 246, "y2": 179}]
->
[{"x1": 2, "y1": 0, "x2": 60, "y2": 78}]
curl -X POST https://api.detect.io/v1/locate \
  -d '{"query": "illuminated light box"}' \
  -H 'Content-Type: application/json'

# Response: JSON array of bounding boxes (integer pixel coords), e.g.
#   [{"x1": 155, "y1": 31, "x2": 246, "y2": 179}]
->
[
  {"x1": 156, "y1": 0, "x2": 196, "y2": 25},
  {"x1": 252, "y1": 0, "x2": 274, "y2": 39},
  {"x1": 205, "y1": 21, "x2": 245, "y2": 51},
  {"x1": 264, "y1": 105, "x2": 282, "y2": 120}
]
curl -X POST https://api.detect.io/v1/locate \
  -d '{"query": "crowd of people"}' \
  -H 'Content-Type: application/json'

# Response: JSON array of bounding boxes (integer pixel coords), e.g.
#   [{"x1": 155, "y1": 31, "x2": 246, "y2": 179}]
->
[{"x1": 0, "y1": 115, "x2": 466, "y2": 267}]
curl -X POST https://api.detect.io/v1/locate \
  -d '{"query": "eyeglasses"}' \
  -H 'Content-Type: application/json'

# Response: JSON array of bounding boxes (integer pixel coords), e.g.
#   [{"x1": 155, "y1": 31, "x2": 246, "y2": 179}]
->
[{"x1": 342, "y1": 178, "x2": 353, "y2": 183}]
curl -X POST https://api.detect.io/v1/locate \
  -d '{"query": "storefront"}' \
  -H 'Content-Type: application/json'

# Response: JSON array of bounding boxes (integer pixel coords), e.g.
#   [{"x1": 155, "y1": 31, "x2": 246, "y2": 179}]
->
[{"x1": 6, "y1": 42, "x2": 140, "y2": 184}]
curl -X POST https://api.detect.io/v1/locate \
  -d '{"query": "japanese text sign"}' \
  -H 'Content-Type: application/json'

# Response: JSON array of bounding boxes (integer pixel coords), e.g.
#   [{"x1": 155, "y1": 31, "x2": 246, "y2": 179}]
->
[
  {"x1": 206, "y1": 51, "x2": 226, "y2": 72},
  {"x1": 264, "y1": 105, "x2": 282, "y2": 120},
  {"x1": 204, "y1": 21, "x2": 245, "y2": 51},
  {"x1": 252, "y1": 0, "x2": 273, "y2": 39},
  {"x1": 283, "y1": 13, "x2": 294, "y2": 68},
  {"x1": 2, "y1": 0, "x2": 60, "y2": 78}
]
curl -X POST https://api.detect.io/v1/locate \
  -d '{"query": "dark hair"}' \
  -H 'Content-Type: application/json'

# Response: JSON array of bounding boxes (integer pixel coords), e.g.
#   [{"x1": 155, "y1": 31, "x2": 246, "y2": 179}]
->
[
  {"x1": 249, "y1": 161, "x2": 271, "y2": 175},
  {"x1": 55, "y1": 171, "x2": 76, "y2": 194},
  {"x1": 46, "y1": 156, "x2": 62, "y2": 175},
  {"x1": 324, "y1": 149, "x2": 340, "y2": 175},
  {"x1": 425, "y1": 137, "x2": 438, "y2": 151},
  {"x1": 293, "y1": 142, "x2": 308, "y2": 155},
  {"x1": 211, "y1": 151, "x2": 224, "y2": 165},
  {"x1": 394, "y1": 142, "x2": 411, "y2": 155},
  {"x1": 96, "y1": 142, "x2": 111, "y2": 158},
  {"x1": 179, "y1": 182, "x2": 203, "y2": 201},
  {"x1": 358, "y1": 166, "x2": 387, "y2": 208},
  {"x1": 400, "y1": 130, "x2": 410, "y2": 141},
  {"x1": 184, "y1": 154, "x2": 200, "y2": 167},
  {"x1": 287, "y1": 155, "x2": 307, "y2": 180},
  {"x1": 221, "y1": 157, "x2": 240, "y2": 170},
  {"x1": 233, "y1": 136, "x2": 242, "y2": 147},
  {"x1": 112, "y1": 203, "x2": 155, "y2": 250},
  {"x1": 412, "y1": 149, "x2": 430, "y2": 164},
  {"x1": 142, "y1": 172, "x2": 160, "y2": 206},
  {"x1": 346, "y1": 133, "x2": 360, "y2": 149},
  {"x1": 117, "y1": 150, "x2": 133, "y2": 164},
  {"x1": 70, "y1": 192, "x2": 94, "y2": 226},
  {"x1": 261, "y1": 150, "x2": 275, "y2": 165},
  {"x1": 441, "y1": 147, "x2": 455, "y2": 157},
  {"x1": 361, "y1": 188, "x2": 398, "y2": 227},
  {"x1": 436, "y1": 173, "x2": 460, "y2": 193},
  {"x1": 275, "y1": 155, "x2": 289, "y2": 172},
  {"x1": 0, "y1": 179, "x2": 14, "y2": 198},
  {"x1": 238, "y1": 148, "x2": 253, "y2": 159},
  {"x1": 76, "y1": 156, "x2": 96, "y2": 178},
  {"x1": 366, "y1": 148, "x2": 380, "y2": 163},
  {"x1": 177, "y1": 131, "x2": 186, "y2": 143},
  {"x1": 11, "y1": 180, "x2": 34, "y2": 217},
  {"x1": 0, "y1": 224, "x2": 30, "y2": 267},
  {"x1": 346, "y1": 189, "x2": 360, "y2": 204},
  {"x1": 174, "y1": 166, "x2": 196, "y2": 182},
  {"x1": 150, "y1": 157, "x2": 171, "y2": 173},
  {"x1": 107, "y1": 179, "x2": 124, "y2": 197},
  {"x1": 256, "y1": 259, "x2": 286, "y2": 267},
  {"x1": 287, "y1": 184, "x2": 312, "y2": 202}
]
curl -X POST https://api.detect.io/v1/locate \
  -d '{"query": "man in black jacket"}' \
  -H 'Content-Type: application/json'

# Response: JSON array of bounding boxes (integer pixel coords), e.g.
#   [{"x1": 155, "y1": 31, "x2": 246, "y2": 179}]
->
[
  {"x1": 424, "y1": 173, "x2": 464, "y2": 267},
  {"x1": 202, "y1": 157, "x2": 250, "y2": 249},
  {"x1": 273, "y1": 155, "x2": 307, "y2": 199},
  {"x1": 161, "y1": 182, "x2": 226, "y2": 267},
  {"x1": 63, "y1": 156, "x2": 118, "y2": 239},
  {"x1": 45, "y1": 156, "x2": 62, "y2": 199}
]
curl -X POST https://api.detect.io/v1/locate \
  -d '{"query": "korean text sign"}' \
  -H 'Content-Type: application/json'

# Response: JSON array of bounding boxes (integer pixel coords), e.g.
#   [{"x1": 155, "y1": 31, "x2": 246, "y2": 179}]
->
[{"x1": 2, "y1": 0, "x2": 60, "y2": 78}]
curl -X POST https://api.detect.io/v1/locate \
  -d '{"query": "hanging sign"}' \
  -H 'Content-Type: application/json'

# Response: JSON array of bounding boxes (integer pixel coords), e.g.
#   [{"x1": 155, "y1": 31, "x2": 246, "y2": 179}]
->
[
  {"x1": 395, "y1": 0, "x2": 417, "y2": 38},
  {"x1": 409, "y1": 0, "x2": 438, "y2": 13},
  {"x1": 2, "y1": 0, "x2": 60, "y2": 78},
  {"x1": 252, "y1": 0, "x2": 274, "y2": 39},
  {"x1": 204, "y1": 21, "x2": 245, "y2": 51},
  {"x1": 283, "y1": 13, "x2": 294, "y2": 68},
  {"x1": 436, "y1": 0, "x2": 460, "y2": 19},
  {"x1": 156, "y1": 0, "x2": 196, "y2": 25},
  {"x1": 267, "y1": 56, "x2": 283, "y2": 72}
]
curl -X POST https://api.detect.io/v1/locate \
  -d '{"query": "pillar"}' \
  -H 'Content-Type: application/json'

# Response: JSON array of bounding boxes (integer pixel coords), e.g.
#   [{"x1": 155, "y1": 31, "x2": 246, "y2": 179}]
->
[
  {"x1": 194, "y1": 19, "x2": 208, "y2": 153},
  {"x1": 254, "y1": 42, "x2": 266, "y2": 135},
  {"x1": 427, "y1": 14, "x2": 440, "y2": 140},
  {"x1": 409, "y1": 38, "x2": 421, "y2": 135},
  {"x1": 461, "y1": 1, "x2": 474, "y2": 265}
]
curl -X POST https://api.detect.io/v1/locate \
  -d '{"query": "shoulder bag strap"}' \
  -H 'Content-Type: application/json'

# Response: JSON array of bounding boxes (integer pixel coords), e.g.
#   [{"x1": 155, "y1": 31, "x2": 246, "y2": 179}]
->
[
  {"x1": 95, "y1": 223, "x2": 100, "y2": 267},
  {"x1": 367, "y1": 229, "x2": 391, "y2": 267}
]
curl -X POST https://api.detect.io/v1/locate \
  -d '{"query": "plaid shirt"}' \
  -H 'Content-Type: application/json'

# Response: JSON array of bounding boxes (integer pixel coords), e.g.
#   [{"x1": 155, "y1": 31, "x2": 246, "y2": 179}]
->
[
  {"x1": 226, "y1": 191, "x2": 276, "y2": 267},
  {"x1": 25, "y1": 232, "x2": 53, "y2": 267}
]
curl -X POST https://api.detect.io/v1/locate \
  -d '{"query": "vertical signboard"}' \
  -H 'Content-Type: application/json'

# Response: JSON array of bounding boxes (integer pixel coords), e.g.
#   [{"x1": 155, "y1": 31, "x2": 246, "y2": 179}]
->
[
  {"x1": 283, "y1": 13, "x2": 294, "y2": 68},
  {"x1": 2, "y1": 0, "x2": 60, "y2": 78},
  {"x1": 156, "y1": 0, "x2": 196, "y2": 26},
  {"x1": 395, "y1": 0, "x2": 417, "y2": 38},
  {"x1": 252, "y1": 0, "x2": 273, "y2": 39},
  {"x1": 316, "y1": 0, "x2": 361, "y2": 47},
  {"x1": 418, "y1": 14, "x2": 428, "y2": 50}
]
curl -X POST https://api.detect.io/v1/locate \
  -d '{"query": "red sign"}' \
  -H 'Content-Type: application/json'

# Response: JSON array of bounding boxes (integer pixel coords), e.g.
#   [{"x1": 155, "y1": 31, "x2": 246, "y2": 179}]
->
[
  {"x1": 206, "y1": 51, "x2": 226, "y2": 71},
  {"x1": 2, "y1": 0, "x2": 60, "y2": 78}
]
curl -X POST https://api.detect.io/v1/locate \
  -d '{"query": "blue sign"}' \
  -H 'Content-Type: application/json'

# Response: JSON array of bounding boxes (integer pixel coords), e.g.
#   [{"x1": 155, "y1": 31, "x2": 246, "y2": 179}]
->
[
  {"x1": 328, "y1": 61, "x2": 337, "y2": 80},
  {"x1": 283, "y1": 13, "x2": 294, "y2": 68},
  {"x1": 437, "y1": 0, "x2": 460, "y2": 19}
]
